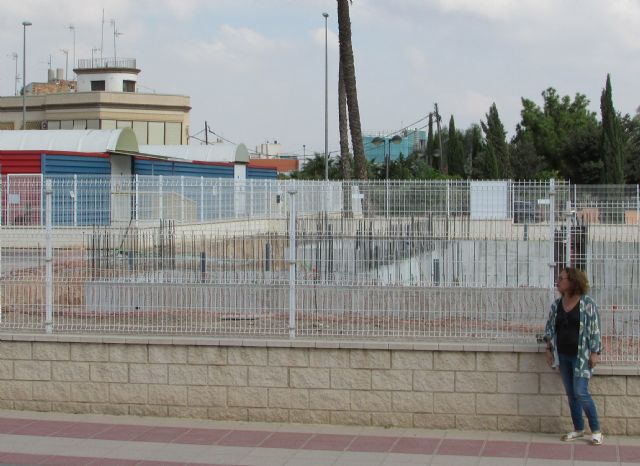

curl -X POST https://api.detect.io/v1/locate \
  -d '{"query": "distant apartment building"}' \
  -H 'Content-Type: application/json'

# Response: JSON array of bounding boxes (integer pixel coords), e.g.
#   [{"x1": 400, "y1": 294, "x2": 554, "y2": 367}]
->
[
  {"x1": 363, "y1": 128, "x2": 427, "y2": 163},
  {"x1": 0, "y1": 58, "x2": 190, "y2": 145}
]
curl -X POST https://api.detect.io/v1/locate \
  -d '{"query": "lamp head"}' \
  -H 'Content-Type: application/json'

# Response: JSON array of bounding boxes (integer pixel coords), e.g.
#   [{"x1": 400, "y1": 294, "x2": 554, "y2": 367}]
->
[
  {"x1": 22, "y1": 21, "x2": 32, "y2": 27},
  {"x1": 371, "y1": 137, "x2": 384, "y2": 147},
  {"x1": 390, "y1": 135, "x2": 403, "y2": 144},
  {"x1": 322, "y1": 12, "x2": 329, "y2": 18}
]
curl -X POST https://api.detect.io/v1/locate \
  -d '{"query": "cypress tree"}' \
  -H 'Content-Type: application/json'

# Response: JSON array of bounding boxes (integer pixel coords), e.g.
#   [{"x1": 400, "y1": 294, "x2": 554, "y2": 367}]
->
[
  {"x1": 600, "y1": 74, "x2": 624, "y2": 184},
  {"x1": 481, "y1": 103, "x2": 511, "y2": 178}
]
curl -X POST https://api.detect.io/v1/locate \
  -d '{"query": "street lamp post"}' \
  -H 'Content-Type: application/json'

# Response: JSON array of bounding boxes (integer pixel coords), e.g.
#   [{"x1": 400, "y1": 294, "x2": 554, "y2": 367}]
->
[
  {"x1": 323, "y1": 12, "x2": 329, "y2": 181},
  {"x1": 68, "y1": 25, "x2": 76, "y2": 78},
  {"x1": 21, "y1": 21, "x2": 32, "y2": 130}
]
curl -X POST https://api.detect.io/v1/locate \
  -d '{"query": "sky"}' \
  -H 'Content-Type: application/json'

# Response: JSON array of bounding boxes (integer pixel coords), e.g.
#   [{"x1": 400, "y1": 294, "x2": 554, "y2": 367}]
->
[{"x1": 1, "y1": 0, "x2": 639, "y2": 157}]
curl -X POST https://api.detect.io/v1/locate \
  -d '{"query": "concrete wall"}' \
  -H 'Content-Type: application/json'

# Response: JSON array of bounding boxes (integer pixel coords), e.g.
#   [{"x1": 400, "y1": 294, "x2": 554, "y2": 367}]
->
[{"x1": 0, "y1": 334, "x2": 638, "y2": 435}]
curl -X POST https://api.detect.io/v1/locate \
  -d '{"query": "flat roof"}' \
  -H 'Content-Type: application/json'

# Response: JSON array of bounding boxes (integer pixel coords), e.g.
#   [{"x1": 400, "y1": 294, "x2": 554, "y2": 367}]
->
[
  {"x1": 0, "y1": 129, "x2": 139, "y2": 153},
  {"x1": 139, "y1": 144, "x2": 250, "y2": 164}
]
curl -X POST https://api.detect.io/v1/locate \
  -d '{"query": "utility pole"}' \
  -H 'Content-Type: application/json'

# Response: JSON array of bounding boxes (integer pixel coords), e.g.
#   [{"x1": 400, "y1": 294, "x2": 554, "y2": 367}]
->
[
  {"x1": 434, "y1": 103, "x2": 447, "y2": 175},
  {"x1": 11, "y1": 52, "x2": 19, "y2": 96},
  {"x1": 204, "y1": 121, "x2": 208, "y2": 145}
]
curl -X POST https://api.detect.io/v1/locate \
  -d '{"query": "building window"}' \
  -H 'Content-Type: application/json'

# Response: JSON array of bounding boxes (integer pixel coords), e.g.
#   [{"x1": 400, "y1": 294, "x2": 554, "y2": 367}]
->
[
  {"x1": 91, "y1": 80, "x2": 106, "y2": 91},
  {"x1": 123, "y1": 80, "x2": 136, "y2": 92}
]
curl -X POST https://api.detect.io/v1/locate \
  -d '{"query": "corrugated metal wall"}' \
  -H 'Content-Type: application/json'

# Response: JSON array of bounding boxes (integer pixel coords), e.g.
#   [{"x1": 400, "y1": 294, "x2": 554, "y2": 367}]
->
[
  {"x1": 0, "y1": 152, "x2": 42, "y2": 174},
  {"x1": 42, "y1": 154, "x2": 111, "y2": 176},
  {"x1": 133, "y1": 158, "x2": 234, "y2": 178},
  {"x1": 247, "y1": 167, "x2": 277, "y2": 179}
]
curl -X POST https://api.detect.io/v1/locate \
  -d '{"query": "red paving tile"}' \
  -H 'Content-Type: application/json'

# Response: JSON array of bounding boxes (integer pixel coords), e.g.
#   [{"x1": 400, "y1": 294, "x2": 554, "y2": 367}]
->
[
  {"x1": 620, "y1": 445, "x2": 640, "y2": 462},
  {"x1": 0, "y1": 418, "x2": 32, "y2": 434},
  {"x1": 38, "y1": 455, "x2": 96, "y2": 465},
  {"x1": 0, "y1": 452, "x2": 52, "y2": 464},
  {"x1": 481, "y1": 440, "x2": 528, "y2": 458},
  {"x1": 436, "y1": 439, "x2": 484, "y2": 456},
  {"x1": 10, "y1": 420, "x2": 74, "y2": 436},
  {"x1": 302, "y1": 433, "x2": 356, "y2": 451},
  {"x1": 391, "y1": 437, "x2": 440, "y2": 455},
  {"x1": 258, "y1": 432, "x2": 312, "y2": 449},
  {"x1": 574, "y1": 444, "x2": 619, "y2": 462},
  {"x1": 347, "y1": 435, "x2": 399, "y2": 453},
  {"x1": 51, "y1": 422, "x2": 112, "y2": 439},
  {"x1": 173, "y1": 428, "x2": 231, "y2": 445},
  {"x1": 92, "y1": 424, "x2": 153, "y2": 441},
  {"x1": 133, "y1": 426, "x2": 190, "y2": 443},
  {"x1": 528, "y1": 442, "x2": 573, "y2": 460},
  {"x1": 215, "y1": 429, "x2": 271, "y2": 447},
  {"x1": 86, "y1": 460, "x2": 140, "y2": 466}
]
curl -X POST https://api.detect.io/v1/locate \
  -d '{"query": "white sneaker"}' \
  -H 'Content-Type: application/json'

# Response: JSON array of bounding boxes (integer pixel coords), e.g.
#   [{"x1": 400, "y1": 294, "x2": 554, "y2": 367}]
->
[
  {"x1": 591, "y1": 432, "x2": 604, "y2": 445},
  {"x1": 561, "y1": 430, "x2": 584, "y2": 442}
]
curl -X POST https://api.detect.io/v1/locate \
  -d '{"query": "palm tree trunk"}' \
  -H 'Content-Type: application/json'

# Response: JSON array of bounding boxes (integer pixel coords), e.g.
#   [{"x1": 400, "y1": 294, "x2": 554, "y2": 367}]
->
[
  {"x1": 338, "y1": 54, "x2": 351, "y2": 180},
  {"x1": 337, "y1": 0, "x2": 366, "y2": 180}
]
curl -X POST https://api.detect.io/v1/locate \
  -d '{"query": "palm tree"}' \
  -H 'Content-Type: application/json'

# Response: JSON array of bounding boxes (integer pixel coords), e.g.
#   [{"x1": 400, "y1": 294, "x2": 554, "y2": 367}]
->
[
  {"x1": 337, "y1": 0, "x2": 366, "y2": 179},
  {"x1": 338, "y1": 55, "x2": 351, "y2": 180}
]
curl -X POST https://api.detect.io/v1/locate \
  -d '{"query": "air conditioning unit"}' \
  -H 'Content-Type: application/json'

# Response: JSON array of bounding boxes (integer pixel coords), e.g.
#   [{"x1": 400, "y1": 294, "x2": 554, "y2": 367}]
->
[{"x1": 40, "y1": 120, "x2": 48, "y2": 130}]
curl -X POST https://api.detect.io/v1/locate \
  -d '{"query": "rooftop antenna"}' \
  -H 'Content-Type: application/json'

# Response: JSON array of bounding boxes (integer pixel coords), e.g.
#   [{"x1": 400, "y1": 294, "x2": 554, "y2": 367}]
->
[
  {"x1": 110, "y1": 19, "x2": 123, "y2": 61},
  {"x1": 67, "y1": 24, "x2": 75, "y2": 76},
  {"x1": 60, "y1": 48, "x2": 69, "y2": 80},
  {"x1": 9, "y1": 52, "x2": 19, "y2": 96},
  {"x1": 100, "y1": 9, "x2": 105, "y2": 61}
]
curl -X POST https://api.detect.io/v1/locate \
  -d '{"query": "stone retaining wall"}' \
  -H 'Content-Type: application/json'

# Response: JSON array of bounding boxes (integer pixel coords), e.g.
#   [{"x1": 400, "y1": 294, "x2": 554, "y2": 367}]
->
[{"x1": 0, "y1": 334, "x2": 638, "y2": 435}]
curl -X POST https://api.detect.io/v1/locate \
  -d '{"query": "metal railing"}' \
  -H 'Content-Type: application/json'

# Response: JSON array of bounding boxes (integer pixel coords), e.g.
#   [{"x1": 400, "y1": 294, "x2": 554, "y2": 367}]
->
[
  {"x1": 76, "y1": 57, "x2": 137, "y2": 70},
  {"x1": 0, "y1": 176, "x2": 638, "y2": 362}
]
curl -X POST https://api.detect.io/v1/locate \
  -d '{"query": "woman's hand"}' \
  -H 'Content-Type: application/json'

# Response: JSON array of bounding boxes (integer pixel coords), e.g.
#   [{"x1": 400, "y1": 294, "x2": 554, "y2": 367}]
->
[
  {"x1": 589, "y1": 352, "x2": 599, "y2": 369},
  {"x1": 545, "y1": 348, "x2": 554, "y2": 367}
]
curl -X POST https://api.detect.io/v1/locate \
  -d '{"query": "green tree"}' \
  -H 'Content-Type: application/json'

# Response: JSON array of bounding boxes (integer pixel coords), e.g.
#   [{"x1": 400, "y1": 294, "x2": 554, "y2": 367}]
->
[
  {"x1": 600, "y1": 74, "x2": 624, "y2": 184},
  {"x1": 337, "y1": 0, "x2": 366, "y2": 179},
  {"x1": 621, "y1": 110, "x2": 640, "y2": 183},
  {"x1": 464, "y1": 124, "x2": 484, "y2": 178},
  {"x1": 481, "y1": 103, "x2": 510, "y2": 178},
  {"x1": 426, "y1": 113, "x2": 436, "y2": 166},
  {"x1": 447, "y1": 115, "x2": 466, "y2": 177}
]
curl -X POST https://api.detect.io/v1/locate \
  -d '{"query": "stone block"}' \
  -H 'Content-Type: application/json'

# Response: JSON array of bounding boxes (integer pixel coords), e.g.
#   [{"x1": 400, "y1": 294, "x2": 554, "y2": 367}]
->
[
  {"x1": 168, "y1": 365, "x2": 208, "y2": 385},
  {"x1": 455, "y1": 372, "x2": 497, "y2": 393},
  {"x1": 600, "y1": 417, "x2": 627, "y2": 435},
  {"x1": 70, "y1": 382, "x2": 109, "y2": 403},
  {"x1": 14, "y1": 361, "x2": 51, "y2": 381},
  {"x1": 476, "y1": 353, "x2": 518, "y2": 372},
  {"x1": 148, "y1": 384, "x2": 187, "y2": 406},
  {"x1": 309, "y1": 389, "x2": 350, "y2": 410},
  {"x1": 371, "y1": 412, "x2": 413, "y2": 428},
  {"x1": 349, "y1": 349, "x2": 390, "y2": 369},
  {"x1": 208, "y1": 366, "x2": 247, "y2": 386},
  {"x1": 0, "y1": 400, "x2": 14, "y2": 409},
  {"x1": 14, "y1": 401, "x2": 51, "y2": 412},
  {"x1": 539, "y1": 373, "x2": 565, "y2": 394},
  {"x1": 89, "y1": 404, "x2": 127, "y2": 416},
  {"x1": 519, "y1": 353, "x2": 554, "y2": 373},
  {"x1": 413, "y1": 371, "x2": 454, "y2": 392},
  {"x1": 456, "y1": 415, "x2": 498, "y2": 431},
  {"x1": 268, "y1": 388, "x2": 309, "y2": 409},
  {"x1": 290, "y1": 409, "x2": 330, "y2": 424},
  {"x1": 52, "y1": 362, "x2": 89, "y2": 382},
  {"x1": 497, "y1": 373, "x2": 539, "y2": 394},
  {"x1": 309, "y1": 349, "x2": 349, "y2": 368},
  {"x1": 628, "y1": 377, "x2": 640, "y2": 395},
  {"x1": 248, "y1": 408, "x2": 290, "y2": 423},
  {"x1": 434, "y1": 393, "x2": 475, "y2": 414},
  {"x1": 350, "y1": 391, "x2": 391, "y2": 411},
  {"x1": 130, "y1": 405, "x2": 168, "y2": 417},
  {"x1": 228, "y1": 387, "x2": 268, "y2": 408},
  {"x1": 290, "y1": 368, "x2": 330, "y2": 388},
  {"x1": 129, "y1": 364, "x2": 167, "y2": 384},
  {"x1": 149, "y1": 346, "x2": 187, "y2": 364},
  {"x1": 372, "y1": 370, "x2": 412, "y2": 391},
  {"x1": 32, "y1": 382, "x2": 70, "y2": 402},
  {"x1": 331, "y1": 411, "x2": 371, "y2": 426},
  {"x1": 331, "y1": 369, "x2": 371, "y2": 390},
  {"x1": 249, "y1": 366, "x2": 288, "y2": 387},
  {"x1": 392, "y1": 391, "x2": 433, "y2": 413},
  {"x1": 169, "y1": 406, "x2": 208, "y2": 419},
  {"x1": 476, "y1": 394, "x2": 518, "y2": 415},
  {"x1": 518, "y1": 395, "x2": 561, "y2": 416},
  {"x1": 33, "y1": 343, "x2": 70, "y2": 361},
  {"x1": 0, "y1": 342, "x2": 32, "y2": 360},
  {"x1": 605, "y1": 396, "x2": 640, "y2": 417},
  {"x1": 434, "y1": 352, "x2": 475, "y2": 371},
  {"x1": 109, "y1": 344, "x2": 147, "y2": 363},
  {"x1": 498, "y1": 416, "x2": 540, "y2": 432},
  {"x1": 590, "y1": 376, "x2": 626, "y2": 396},
  {"x1": 187, "y1": 346, "x2": 226, "y2": 365},
  {"x1": 391, "y1": 351, "x2": 433, "y2": 370},
  {"x1": 228, "y1": 347, "x2": 267, "y2": 366},
  {"x1": 627, "y1": 418, "x2": 640, "y2": 435},
  {"x1": 90, "y1": 363, "x2": 128, "y2": 383},
  {"x1": 539, "y1": 416, "x2": 573, "y2": 434},
  {"x1": 0, "y1": 361, "x2": 12, "y2": 380},
  {"x1": 70, "y1": 343, "x2": 109, "y2": 362},
  {"x1": 0, "y1": 381, "x2": 32, "y2": 401},
  {"x1": 187, "y1": 386, "x2": 226, "y2": 407},
  {"x1": 109, "y1": 383, "x2": 148, "y2": 404},
  {"x1": 207, "y1": 407, "x2": 248, "y2": 421},
  {"x1": 268, "y1": 348, "x2": 308, "y2": 367},
  {"x1": 414, "y1": 413, "x2": 456, "y2": 429},
  {"x1": 51, "y1": 402, "x2": 92, "y2": 414}
]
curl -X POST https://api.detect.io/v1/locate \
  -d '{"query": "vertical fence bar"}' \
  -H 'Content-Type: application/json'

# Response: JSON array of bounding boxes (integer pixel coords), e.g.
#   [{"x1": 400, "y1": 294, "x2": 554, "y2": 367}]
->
[
  {"x1": 288, "y1": 189, "x2": 297, "y2": 339},
  {"x1": 548, "y1": 179, "x2": 556, "y2": 304},
  {"x1": 565, "y1": 200, "x2": 572, "y2": 267},
  {"x1": 180, "y1": 175, "x2": 185, "y2": 223},
  {"x1": 73, "y1": 174, "x2": 77, "y2": 227},
  {"x1": 134, "y1": 174, "x2": 139, "y2": 227},
  {"x1": 200, "y1": 176, "x2": 204, "y2": 222},
  {"x1": 158, "y1": 175, "x2": 163, "y2": 220},
  {"x1": 45, "y1": 179, "x2": 53, "y2": 334}
]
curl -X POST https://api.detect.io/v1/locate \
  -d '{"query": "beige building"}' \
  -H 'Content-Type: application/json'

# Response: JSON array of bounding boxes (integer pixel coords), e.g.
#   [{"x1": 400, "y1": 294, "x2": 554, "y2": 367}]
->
[{"x1": 0, "y1": 58, "x2": 190, "y2": 145}]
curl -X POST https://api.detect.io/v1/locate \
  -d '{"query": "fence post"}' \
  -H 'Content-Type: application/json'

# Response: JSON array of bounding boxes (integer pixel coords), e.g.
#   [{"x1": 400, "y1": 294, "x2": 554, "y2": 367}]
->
[
  {"x1": 73, "y1": 174, "x2": 78, "y2": 227},
  {"x1": 158, "y1": 175, "x2": 163, "y2": 220},
  {"x1": 180, "y1": 175, "x2": 185, "y2": 223},
  {"x1": 45, "y1": 179, "x2": 53, "y2": 334},
  {"x1": 134, "y1": 174, "x2": 139, "y2": 228},
  {"x1": 565, "y1": 200, "x2": 572, "y2": 267},
  {"x1": 200, "y1": 176, "x2": 204, "y2": 222},
  {"x1": 548, "y1": 179, "x2": 556, "y2": 304},
  {"x1": 288, "y1": 190, "x2": 298, "y2": 339}
]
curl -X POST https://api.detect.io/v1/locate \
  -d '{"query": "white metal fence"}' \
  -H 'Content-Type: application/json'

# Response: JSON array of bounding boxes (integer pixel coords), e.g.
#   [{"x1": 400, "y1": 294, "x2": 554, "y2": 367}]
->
[{"x1": 1, "y1": 176, "x2": 639, "y2": 362}]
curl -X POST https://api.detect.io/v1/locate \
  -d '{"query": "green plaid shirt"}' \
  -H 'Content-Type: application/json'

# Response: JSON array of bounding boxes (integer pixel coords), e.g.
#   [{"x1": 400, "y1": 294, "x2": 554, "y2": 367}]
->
[{"x1": 544, "y1": 294, "x2": 602, "y2": 379}]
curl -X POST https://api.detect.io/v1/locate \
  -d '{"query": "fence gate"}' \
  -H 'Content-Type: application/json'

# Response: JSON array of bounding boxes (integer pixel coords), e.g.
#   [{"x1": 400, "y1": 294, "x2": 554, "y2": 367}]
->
[{"x1": 4, "y1": 174, "x2": 43, "y2": 226}]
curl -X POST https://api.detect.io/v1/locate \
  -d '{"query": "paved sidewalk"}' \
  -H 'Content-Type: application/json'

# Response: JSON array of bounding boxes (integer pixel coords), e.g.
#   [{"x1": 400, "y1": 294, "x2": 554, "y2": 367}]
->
[{"x1": 0, "y1": 410, "x2": 638, "y2": 465}]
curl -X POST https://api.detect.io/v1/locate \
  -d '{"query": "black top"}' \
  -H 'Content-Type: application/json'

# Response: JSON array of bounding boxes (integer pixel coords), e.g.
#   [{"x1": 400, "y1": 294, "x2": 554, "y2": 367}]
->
[{"x1": 556, "y1": 300, "x2": 580, "y2": 356}]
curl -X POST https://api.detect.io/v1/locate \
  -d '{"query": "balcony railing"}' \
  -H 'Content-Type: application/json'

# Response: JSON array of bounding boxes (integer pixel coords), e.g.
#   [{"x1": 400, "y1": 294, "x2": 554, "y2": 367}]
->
[{"x1": 76, "y1": 57, "x2": 137, "y2": 70}]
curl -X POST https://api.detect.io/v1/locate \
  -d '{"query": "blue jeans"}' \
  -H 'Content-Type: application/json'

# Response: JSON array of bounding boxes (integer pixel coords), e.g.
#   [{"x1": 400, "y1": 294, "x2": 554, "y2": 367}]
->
[{"x1": 558, "y1": 353, "x2": 601, "y2": 432}]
